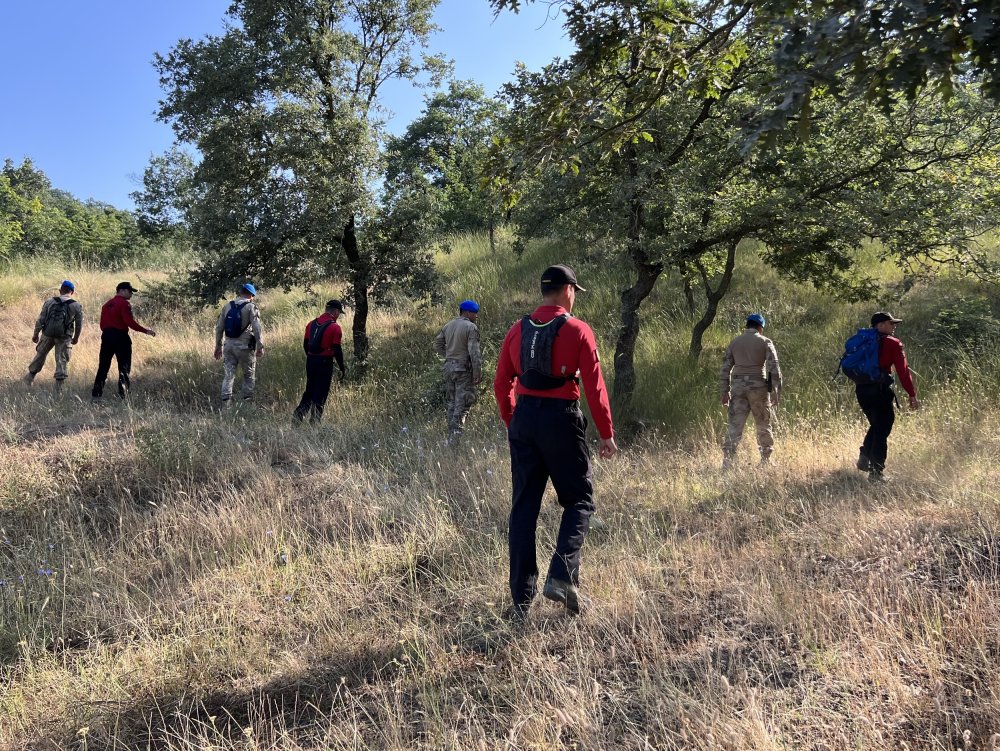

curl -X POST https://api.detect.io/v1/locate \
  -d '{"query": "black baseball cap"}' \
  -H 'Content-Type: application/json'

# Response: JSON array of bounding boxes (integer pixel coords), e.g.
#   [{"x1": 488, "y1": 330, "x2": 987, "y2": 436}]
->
[
  {"x1": 326, "y1": 299, "x2": 344, "y2": 310},
  {"x1": 116, "y1": 281, "x2": 139, "y2": 293},
  {"x1": 540, "y1": 264, "x2": 586, "y2": 292},
  {"x1": 871, "y1": 311, "x2": 902, "y2": 326}
]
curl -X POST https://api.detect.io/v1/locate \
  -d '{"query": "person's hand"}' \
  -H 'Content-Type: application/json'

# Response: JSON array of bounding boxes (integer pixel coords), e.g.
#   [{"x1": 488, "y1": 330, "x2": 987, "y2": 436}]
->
[
  {"x1": 721, "y1": 393, "x2": 730, "y2": 406},
  {"x1": 31, "y1": 334, "x2": 39, "y2": 344},
  {"x1": 71, "y1": 338, "x2": 79, "y2": 346},
  {"x1": 146, "y1": 329, "x2": 157, "y2": 337},
  {"x1": 473, "y1": 375, "x2": 482, "y2": 386},
  {"x1": 599, "y1": 437, "x2": 618, "y2": 459},
  {"x1": 771, "y1": 389, "x2": 781, "y2": 406},
  {"x1": 256, "y1": 346, "x2": 265, "y2": 358},
  {"x1": 214, "y1": 346, "x2": 222, "y2": 361},
  {"x1": 909, "y1": 395, "x2": 920, "y2": 410}
]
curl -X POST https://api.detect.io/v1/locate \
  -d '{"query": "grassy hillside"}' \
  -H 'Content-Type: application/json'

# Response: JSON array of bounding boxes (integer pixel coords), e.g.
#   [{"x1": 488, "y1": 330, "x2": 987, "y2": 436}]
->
[{"x1": 2, "y1": 238, "x2": 1000, "y2": 750}]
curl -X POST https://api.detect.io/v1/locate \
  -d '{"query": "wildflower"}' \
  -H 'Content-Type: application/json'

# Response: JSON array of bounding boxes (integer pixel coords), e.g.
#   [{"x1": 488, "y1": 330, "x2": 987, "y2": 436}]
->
[{"x1": 283, "y1": 595, "x2": 293, "y2": 602}]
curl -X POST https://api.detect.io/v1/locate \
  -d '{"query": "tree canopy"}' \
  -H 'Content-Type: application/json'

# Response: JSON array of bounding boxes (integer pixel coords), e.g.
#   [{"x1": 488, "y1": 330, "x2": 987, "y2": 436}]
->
[
  {"x1": 491, "y1": 0, "x2": 1000, "y2": 416},
  {"x1": 148, "y1": 0, "x2": 449, "y2": 361}
]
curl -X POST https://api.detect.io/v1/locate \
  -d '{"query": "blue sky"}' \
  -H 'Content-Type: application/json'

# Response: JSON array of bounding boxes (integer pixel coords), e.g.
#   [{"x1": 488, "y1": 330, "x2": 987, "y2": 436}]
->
[{"x1": 0, "y1": 1, "x2": 570, "y2": 209}]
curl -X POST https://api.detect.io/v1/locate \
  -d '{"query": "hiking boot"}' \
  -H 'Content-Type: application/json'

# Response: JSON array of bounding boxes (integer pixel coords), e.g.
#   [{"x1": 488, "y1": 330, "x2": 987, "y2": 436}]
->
[
  {"x1": 543, "y1": 578, "x2": 581, "y2": 615},
  {"x1": 856, "y1": 448, "x2": 871, "y2": 472},
  {"x1": 868, "y1": 469, "x2": 888, "y2": 484},
  {"x1": 22, "y1": 372, "x2": 35, "y2": 385},
  {"x1": 53, "y1": 380, "x2": 65, "y2": 394},
  {"x1": 721, "y1": 456, "x2": 735, "y2": 471}
]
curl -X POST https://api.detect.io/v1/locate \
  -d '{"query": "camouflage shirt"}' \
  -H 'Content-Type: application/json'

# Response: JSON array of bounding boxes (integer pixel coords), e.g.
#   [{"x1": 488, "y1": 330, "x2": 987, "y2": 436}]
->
[
  {"x1": 434, "y1": 316, "x2": 482, "y2": 381},
  {"x1": 720, "y1": 329, "x2": 782, "y2": 395}
]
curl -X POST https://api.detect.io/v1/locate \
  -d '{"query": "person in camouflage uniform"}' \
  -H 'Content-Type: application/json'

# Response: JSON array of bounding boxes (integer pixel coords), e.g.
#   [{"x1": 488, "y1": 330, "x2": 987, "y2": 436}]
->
[
  {"x1": 214, "y1": 283, "x2": 264, "y2": 405},
  {"x1": 719, "y1": 313, "x2": 783, "y2": 468},
  {"x1": 25, "y1": 280, "x2": 84, "y2": 391},
  {"x1": 434, "y1": 300, "x2": 482, "y2": 444}
]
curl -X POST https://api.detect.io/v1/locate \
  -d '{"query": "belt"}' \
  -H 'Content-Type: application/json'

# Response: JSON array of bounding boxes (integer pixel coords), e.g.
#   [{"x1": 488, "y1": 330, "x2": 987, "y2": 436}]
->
[{"x1": 515, "y1": 395, "x2": 579, "y2": 409}]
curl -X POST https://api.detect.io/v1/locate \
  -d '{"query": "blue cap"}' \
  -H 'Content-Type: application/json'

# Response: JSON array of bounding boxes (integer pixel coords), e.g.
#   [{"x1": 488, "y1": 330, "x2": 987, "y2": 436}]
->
[
  {"x1": 747, "y1": 313, "x2": 766, "y2": 328},
  {"x1": 61, "y1": 280, "x2": 75, "y2": 291},
  {"x1": 459, "y1": 299, "x2": 480, "y2": 313},
  {"x1": 242, "y1": 283, "x2": 257, "y2": 296}
]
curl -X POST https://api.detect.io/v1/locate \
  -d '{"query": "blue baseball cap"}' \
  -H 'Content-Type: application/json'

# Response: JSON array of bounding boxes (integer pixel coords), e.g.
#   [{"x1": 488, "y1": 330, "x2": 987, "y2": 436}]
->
[
  {"x1": 61, "y1": 280, "x2": 75, "y2": 291},
  {"x1": 747, "y1": 313, "x2": 766, "y2": 328},
  {"x1": 242, "y1": 283, "x2": 257, "y2": 296},
  {"x1": 459, "y1": 299, "x2": 480, "y2": 313}
]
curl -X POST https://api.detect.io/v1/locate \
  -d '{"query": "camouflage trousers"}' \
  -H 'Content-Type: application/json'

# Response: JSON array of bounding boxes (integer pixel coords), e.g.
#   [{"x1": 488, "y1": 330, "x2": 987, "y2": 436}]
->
[
  {"x1": 723, "y1": 377, "x2": 774, "y2": 459},
  {"x1": 222, "y1": 339, "x2": 257, "y2": 401},
  {"x1": 443, "y1": 361, "x2": 477, "y2": 438},
  {"x1": 27, "y1": 335, "x2": 73, "y2": 381}
]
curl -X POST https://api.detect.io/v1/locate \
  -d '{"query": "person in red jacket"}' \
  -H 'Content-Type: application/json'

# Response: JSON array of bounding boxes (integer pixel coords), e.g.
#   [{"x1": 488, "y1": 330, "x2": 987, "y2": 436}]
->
[
  {"x1": 91, "y1": 282, "x2": 156, "y2": 400},
  {"x1": 293, "y1": 299, "x2": 347, "y2": 424},
  {"x1": 856, "y1": 311, "x2": 920, "y2": 482},
  {"x1": 494, "y1": 264, "x2": 618, "y2": 619}
]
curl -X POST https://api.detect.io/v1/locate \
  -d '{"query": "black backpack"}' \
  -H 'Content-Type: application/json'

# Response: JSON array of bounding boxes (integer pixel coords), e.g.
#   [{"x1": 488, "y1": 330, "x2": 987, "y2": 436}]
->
[
  {"x1": 307, "y1": 319, "x2": 335, "y2": 354},
  {"x1": 518, "y1": 314, "x2": 577, "y2": 390},
  {"x1": 223, "y1": 301, "x2": 250, "y2": 338},
  {"x1": 42, "y1": 297, "x2": 73, "y2": 338}
]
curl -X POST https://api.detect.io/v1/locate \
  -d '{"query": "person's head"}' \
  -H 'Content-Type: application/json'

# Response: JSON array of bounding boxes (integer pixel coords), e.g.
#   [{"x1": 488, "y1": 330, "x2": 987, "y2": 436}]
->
[
  {"x1": 746, "y1": 313, "x2": 766, "y2": 332},
  {"x1": 459, "y1": 299, "x2": 480, "y2": 321},
  {"x1": 326, "y1": 299, "x2": 344, "y2": 318},
  {"x1": 115, "y1": 281, "x2": 138, "y2": 299},
  {"x1": 871, "y1": 311, "x2": 902, "y2": 335},
  {"x1": 540, "y1": 264, "x2": 586, "y2": 311},
  {"x1": 60, "y1": 280, "x2": 75, "y2": 296},
  {"x1": 240, "y1": 282, "x2": 257, "y2": 299}
]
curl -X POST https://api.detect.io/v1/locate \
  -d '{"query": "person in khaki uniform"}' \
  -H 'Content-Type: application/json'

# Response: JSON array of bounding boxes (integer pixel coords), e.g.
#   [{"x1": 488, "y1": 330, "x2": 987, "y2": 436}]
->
[
  {"x1": 720, "y1": 313, "x2": 782, "y2": 468},
  {"x1": 25, "y1": 280, "x2": 84, "y2": 391},
  {"x1": 214, "y1": 283, "x2": 264, "y2": 405},
  {"x1": 434, "y1": 299, "x2": 483, "y2": 444}
]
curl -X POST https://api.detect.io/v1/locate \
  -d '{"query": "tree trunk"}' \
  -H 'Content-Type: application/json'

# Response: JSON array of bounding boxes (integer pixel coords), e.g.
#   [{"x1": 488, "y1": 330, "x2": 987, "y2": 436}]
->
[
  {"x1": 688, "y1": 240, "x2": 737, "y2": 360},
  {"x1": 341, "y1": 215, "x2": 370, "y2": 363},
  {"x1": 678, "y1": 261, "x2": 696, "y2": 314},
  {"x1": 612, "y1": 260, "x2": 663, "y2": 412},
  {"x1": 611, "y1": 140, "x2": 662, "y2": 414}
]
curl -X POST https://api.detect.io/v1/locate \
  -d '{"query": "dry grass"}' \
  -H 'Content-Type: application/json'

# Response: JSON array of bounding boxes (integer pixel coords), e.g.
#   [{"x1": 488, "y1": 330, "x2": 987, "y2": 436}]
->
[{"x1": 2, "y1": 253, "x2": 1000, "y2": 751}]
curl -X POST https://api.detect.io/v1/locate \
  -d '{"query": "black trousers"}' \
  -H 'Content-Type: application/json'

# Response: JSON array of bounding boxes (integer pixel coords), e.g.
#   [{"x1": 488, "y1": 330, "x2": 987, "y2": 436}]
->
[
  {"x1": 507, "y1": 395, "x2": 595, "y2": 607},
  {"x1": 856, "y1": 383, "x2": 896, "y2": 471},
  {"x1": 294, "y1": 356, "x2": 334, "y2": 423},
  {"x1": 92, "y1": 329, "x2": 132, "y2": 398}
]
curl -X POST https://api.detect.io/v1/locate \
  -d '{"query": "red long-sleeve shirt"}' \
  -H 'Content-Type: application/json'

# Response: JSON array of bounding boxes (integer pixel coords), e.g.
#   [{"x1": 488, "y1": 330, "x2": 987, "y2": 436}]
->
[
  {"x1": 302, "y1": 314, "x2": 343, "y2": 356},
  {"x1": 99, "y1": 295, "x2": 149, "y2": 334},
  {"x1": 493, "y1": 305, "x2": 615, "y2": 440},
  {"x1": 879, "y1": 335, "x2": 916, "y2": 398}
]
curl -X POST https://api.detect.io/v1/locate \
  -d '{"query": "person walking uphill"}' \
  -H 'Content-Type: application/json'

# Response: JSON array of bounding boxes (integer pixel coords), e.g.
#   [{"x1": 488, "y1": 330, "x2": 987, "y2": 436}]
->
[
  {"x1": 849, "y1": 312, "x2": 920, "y2": 482},
  {"x1": 214, "y1": 283, "x2": 264, "y2": 405},
  {"x1": 719, "y1": 313, "x2": 783, "y2": 469},
  {"x1": 293, "y1": 300, "x2": 347, "y2": 425},
  {"x1": 25, "y1": 280, "x2": 84, "y2": 392},
  {"x1": 91, "y1": 282, "x2": 156, "y2": 401},
  {"x1": 494, "y1": 264, "x2": 618, "y2": 619},
  {"x1": 434, "y1": 299, "x2": 482, "y2": 445}
]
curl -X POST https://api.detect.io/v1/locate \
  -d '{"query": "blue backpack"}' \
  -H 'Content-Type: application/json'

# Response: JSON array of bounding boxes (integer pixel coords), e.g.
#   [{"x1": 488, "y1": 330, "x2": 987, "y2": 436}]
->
[
  {"x1": 838, "y1": 328, "x2": 886, "y2": 384},
  {"x1": 223, "y1": 301, "x2": 250, "y2": 338}
]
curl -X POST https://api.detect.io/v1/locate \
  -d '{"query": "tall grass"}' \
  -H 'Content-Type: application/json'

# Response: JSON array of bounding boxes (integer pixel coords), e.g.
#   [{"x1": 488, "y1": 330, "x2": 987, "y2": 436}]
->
[{"x1": 2, "y1": 237, "x2": 1000, "y2": 749}]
